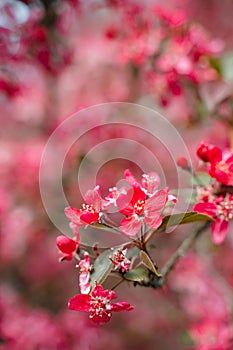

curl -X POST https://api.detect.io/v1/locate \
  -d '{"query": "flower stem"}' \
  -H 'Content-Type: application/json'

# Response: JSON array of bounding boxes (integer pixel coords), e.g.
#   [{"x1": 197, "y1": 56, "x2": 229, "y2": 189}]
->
[{"x1": 230, "y1": 127, "x2": 233, "y2": 151}]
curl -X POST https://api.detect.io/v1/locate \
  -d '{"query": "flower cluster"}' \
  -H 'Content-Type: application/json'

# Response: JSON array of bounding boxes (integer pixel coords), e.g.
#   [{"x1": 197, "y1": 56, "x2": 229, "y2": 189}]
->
[
  {"x1": 65, "y1": 170, "x2": 173, "y2": 238},
  {"x1": 194, "y1": 142, "x2": 233, "y2": 244},
  {"x1": 2, "y1": 0, "x2": 233, "y2": 347},
  {"x1": 57, "y1": 169, "x2": 176, "y2": 323},
  {"x1": 104, "y1": 3, "x2": 225, "y2": 122},
  {"x1": 109, "y1": 248, "x2": 130, "y2": 273},
  {"x1": 197, "y1": 141, "x2": 233, "y2": 186}
]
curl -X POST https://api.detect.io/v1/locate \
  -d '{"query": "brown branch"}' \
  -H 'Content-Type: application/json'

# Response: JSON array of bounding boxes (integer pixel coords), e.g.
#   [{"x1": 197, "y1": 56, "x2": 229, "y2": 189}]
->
[
  {"x1": 127, "y1": 222, "x2": 210, "y2": 289},
  {"x1": 155, "y1": 222, "x2": 210, "y2": 288}
]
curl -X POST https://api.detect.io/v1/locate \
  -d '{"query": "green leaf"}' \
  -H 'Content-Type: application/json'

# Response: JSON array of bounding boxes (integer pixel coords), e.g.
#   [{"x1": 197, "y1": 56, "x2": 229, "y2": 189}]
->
[
  {"x1": 124, "y1": 268, "x2": 149, "y2": 282},
  {"x1": 144, "y1": 211, "x2": 213, "y2": 242},
  {"x1": 125, "y1": 246, "x2": 140, "y2": 259},
  {"x1": 91, "y1": 223, "x2": 120, "y2": 234},
  {"x1": 220, "y1": 53, "x2": 233, "y2": 82},
  {"x1": 158, "y1": 212, "x2": 213, "y2": 232},
  {"x1": 90, "y1": 249, "x2": 114, "y2": 289},
  {"x1": 140, "y1": 251, "x2": 162, "y2": 277},
  {"x1": 191, "y1": 172, "x2": 212, "y2": 186},
  {"x1": 209, "y1": 57, "x2": 222, "y2": 75}
]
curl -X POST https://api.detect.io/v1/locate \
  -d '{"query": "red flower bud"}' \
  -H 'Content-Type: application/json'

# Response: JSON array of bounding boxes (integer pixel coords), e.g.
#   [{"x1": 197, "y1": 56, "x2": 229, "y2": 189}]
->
[
  {"x1": 56, "y1": 235, "x2": 79, "y2": 261},
  {"x1": 176, "y1": 157, "x2": 189, "y2": 169},
  {"x1": 196, "y1": 142, "x2": 222, "y2": 163}
]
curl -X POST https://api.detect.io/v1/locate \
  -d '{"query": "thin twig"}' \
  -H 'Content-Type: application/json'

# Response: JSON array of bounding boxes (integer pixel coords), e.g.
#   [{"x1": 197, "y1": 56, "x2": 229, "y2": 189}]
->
[
  {"x1": 156, "y1": 222, "x2": 210, "y2": 287},
  {"x1": 111, "y1": 278, "x2": 124, "y2": 291}
]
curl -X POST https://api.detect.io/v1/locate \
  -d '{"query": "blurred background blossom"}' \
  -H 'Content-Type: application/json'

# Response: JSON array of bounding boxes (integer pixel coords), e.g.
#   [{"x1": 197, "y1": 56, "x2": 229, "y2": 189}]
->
[{"x1": 1, "y1": 1, "x2": 233, "y2": 349}]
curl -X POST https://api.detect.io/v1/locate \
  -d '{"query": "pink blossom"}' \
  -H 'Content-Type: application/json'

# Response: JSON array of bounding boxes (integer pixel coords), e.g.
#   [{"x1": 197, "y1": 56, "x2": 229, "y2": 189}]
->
[
  {"x1": 118, "y1": 171, "x2": 168, "y2": 236},
  {"x1": 109, "y1": 248, "x2": 130, "y2": 273},
  {"x1": 124, "y1": 169, "x2": 160, "y2": 196},
  {"x1": 190, "y1": 319, "x2": 232, "y2": 350},
  {"x1": 196, "y1": 141, "x2": 222, "y2": 163},
  {"x1": 65, "y1": 186, "x2": 102, "y2": 226},
  {"x1": 196, "y1": 142, "x2": 233, "y2": 186},
  {"x1": 209, "y1": 155, "x2": 233, "y2": 186},
  {"x1": 194, "y1": 194, "x2": 233, "y2": 244},
  {"x1": 68, "y1": 282, "x2": 134, "y2": 324}
]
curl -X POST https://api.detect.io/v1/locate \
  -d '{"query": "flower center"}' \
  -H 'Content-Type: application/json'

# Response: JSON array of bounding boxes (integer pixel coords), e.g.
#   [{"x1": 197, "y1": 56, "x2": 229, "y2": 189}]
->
[
  {"x1": 82, "y1": 204, "x2": 95, "y2": 213},
  {"x1": 109, "y1": 187, "x2": 118, "y2": 198},
  {"x1": 89, "y1": 296, "x2": 111, "y2": 319},
  {"x1": 134, "y1": 200, "x2": 145, "y2": 215},
  {"x1": 216, "y1": 161, "x2": 230, "y2": 174},
  {"x1": 216, "y1": 197, "x2": 233, "y2": 221},
  {"x1": 111, "y1": 249, "x2": 126, "y2": 264}
]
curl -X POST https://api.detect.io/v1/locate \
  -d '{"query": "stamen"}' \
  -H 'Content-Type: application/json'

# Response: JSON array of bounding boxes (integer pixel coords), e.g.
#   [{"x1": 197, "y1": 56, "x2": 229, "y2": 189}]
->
[
  {"x1": 89, "y1": 295, "x2": 110, "y2": 319},
  {"x1": 82, "y1": 204, "x2": 95, "y2": 213},
  {"x1": 134, "y1": 200, "x2": 145, "y2": 215},
  {"x1": 216, "y1": 196, "x2": 233, "y2": 221}
]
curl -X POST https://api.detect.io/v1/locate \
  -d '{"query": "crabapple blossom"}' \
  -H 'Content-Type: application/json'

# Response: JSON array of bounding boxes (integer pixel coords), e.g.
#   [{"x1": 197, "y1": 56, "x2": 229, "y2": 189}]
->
[
  {"x1": 2, "y1": 0, "x2": 233, "y2": 347},
  {"x1": 119, "y1": 187, "x2": 168, "y2": 236},
  {"x1": 117, "y1": 171, "x2": 169, "y2": 236},
  {"x1": 196, "y1": 141, "x2": 222, "y2": 163},
  {"x1": 194, "y1": 142, "x2": 233, "y2": 243},
  {"x1": 194, "y1": 195, "x2": 233, "y2": 244},
  {"x1": 65, "y1": 186, "x2": 103, "y2": 226},
  {"x1": 68, "y1": 282, "x2": 134, "y2": 324},
  {"x1": 109, "y1": 248, "x2": 130, "y2": 273},
  {"x1": 196, "y1": 142, "x2": 233, "y2": 186},
  {"x1": 124, "y1": 169, "x2": 160, "y2": 196}
]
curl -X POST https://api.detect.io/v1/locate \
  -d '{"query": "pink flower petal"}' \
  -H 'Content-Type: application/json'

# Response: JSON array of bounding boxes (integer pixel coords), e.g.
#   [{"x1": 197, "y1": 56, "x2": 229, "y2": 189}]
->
[
  {"x1": 214, "y1": 169, "x2": 230, "y2": 186},
  {"x1": 124, "y1": 169, "x2": 140, "y2": 187},
  {"x1": 145, "y1": 189, "x2": 168, "y2": 212},
  {"x1": 110, "y1": 302, "x2": 134, "y2": 312},
  {"x1": 56, "y1": 235, "x2": 78, "y2": 254},
  {"x1": 64, "y1": 206, "x2": 83, "y2": 225},
  {"x1": 141, "y1": 172, "x2": 160, "y2": 194},
  {"x1": 226, "y1": 154, "x2": 233, "y2": 164},
  {"x1": 69, "y1": 223, "x2": 80, "y2": 241},
  {"x1": 79, "y1": 273, "x2": 91, "y2": 294},
  {"x1": 91, "y1": 283, "x2": 105, "y2": 297},
  {"x1": 129, "y1": 185, "x2": 146, "y2": 206},
  {"x1": 168, "y1": 194, "x2": 177, "y2": 203},
  {"x1": 79, "y1": 272, "x2": 90, "y2": 286},
  {"x1": 68, "y1": 294, "x2": 91, "y2": 312},
  {"x1": 92, "y1": 284, "x2": 117, "y2": 300},
  {"x1": 211, "y1": 219, "x2": 229, "y2": 244},
  {"x1": 117, "y1": 190, "x2": 134, "y2": 216},
  {"x1": 120, "y1": 216, "x2": 142, "y2": 236},
  {"x1": 208, "y1": 146, "x2": 222, "y2": 164},
  {"x1": 80, "y1": 211, "x2": 99, "y2": 224},
  {"x1": 144, "y1": 212, "x2": 163, "y2": 230},
  {"x1": 91, "y1": 311, "x2": 112, "y2": 324},
  {"x1": 84, "y1": 186, "x2": 102, "y2": 212},
  {"x1": 193, "y1": 202, "x2": 217, "y2": 218}
]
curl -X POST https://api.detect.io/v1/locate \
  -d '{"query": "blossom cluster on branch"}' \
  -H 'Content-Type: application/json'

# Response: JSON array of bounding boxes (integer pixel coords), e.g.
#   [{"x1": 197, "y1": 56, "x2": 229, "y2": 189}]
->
[
  {"x1": 1, "y1": 0, "x2": 233, "y2": 348},
  {"x1": 56, "y1": 154, "x2": 233, "y2": 325}
]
